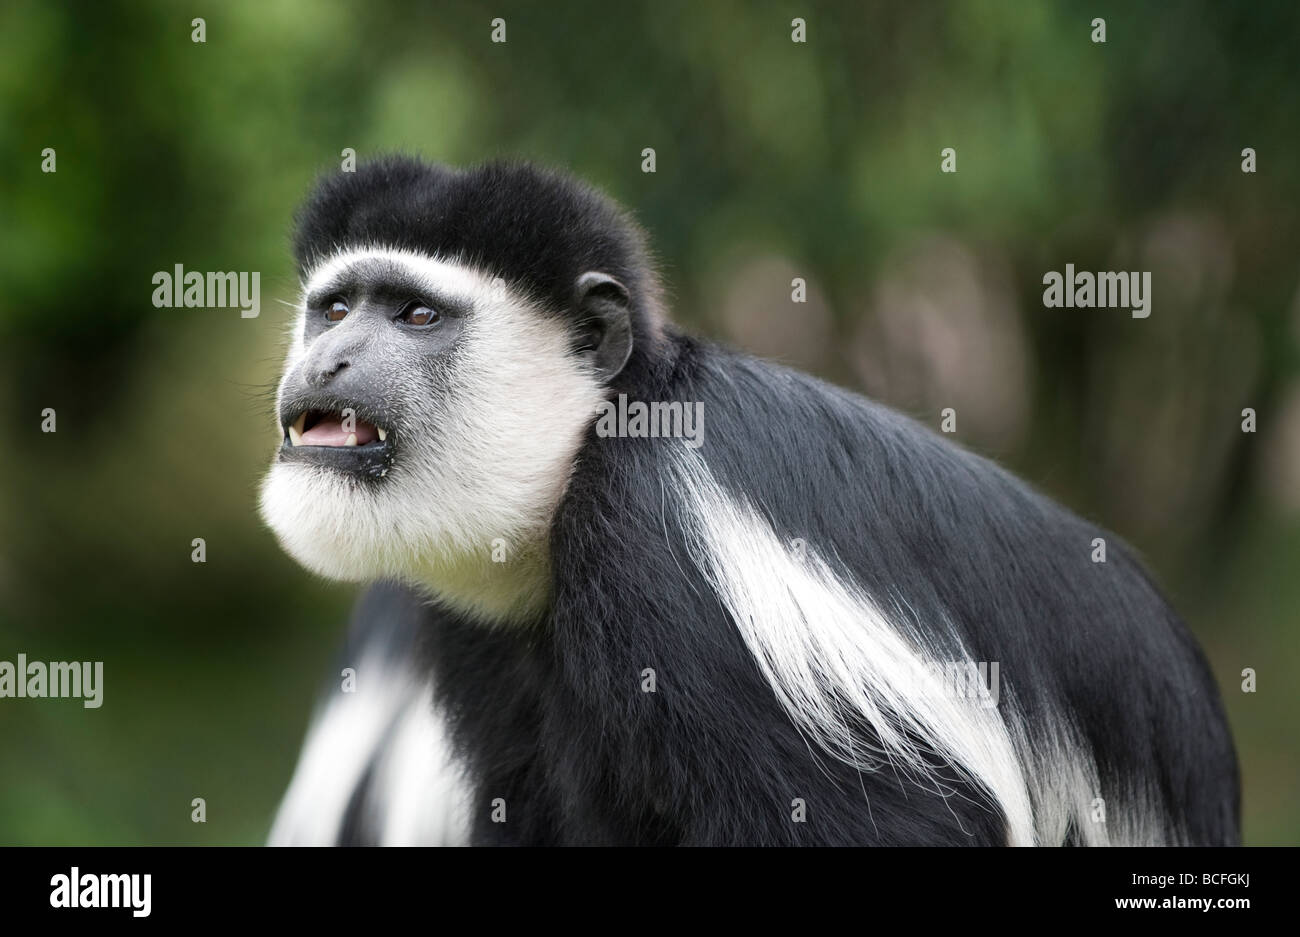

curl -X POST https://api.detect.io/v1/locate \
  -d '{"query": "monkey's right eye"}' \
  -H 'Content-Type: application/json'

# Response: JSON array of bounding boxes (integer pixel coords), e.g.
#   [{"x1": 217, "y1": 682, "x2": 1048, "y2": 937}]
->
[{"x1": 324, "y1": 300, "x2": 349, "y2": 323}]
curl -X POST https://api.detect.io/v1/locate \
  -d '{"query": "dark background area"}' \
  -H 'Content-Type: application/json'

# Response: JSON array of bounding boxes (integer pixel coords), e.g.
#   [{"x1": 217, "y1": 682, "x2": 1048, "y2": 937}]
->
[{"x1": 0, "y1": 0, "x2": 1296, "y2": 844}]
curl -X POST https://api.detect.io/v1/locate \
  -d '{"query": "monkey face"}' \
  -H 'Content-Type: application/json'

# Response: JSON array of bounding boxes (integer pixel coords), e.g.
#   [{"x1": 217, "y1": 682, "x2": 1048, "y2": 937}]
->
[
  {"x1": 259, "y1": 246, "x2": 607, "y2": 621},
  {"x1": 273, "y1": 250, "x2": 471, "y2": 481}
]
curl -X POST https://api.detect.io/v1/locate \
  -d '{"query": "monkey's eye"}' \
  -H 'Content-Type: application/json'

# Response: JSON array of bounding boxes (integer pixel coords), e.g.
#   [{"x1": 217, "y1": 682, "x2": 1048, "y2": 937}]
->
[
  {"x1": 397, "y1": 302, "x2": 442, "y2": 326},
  {"x1": 324, "y1": 299, "x2": 349, "y2": 323}
]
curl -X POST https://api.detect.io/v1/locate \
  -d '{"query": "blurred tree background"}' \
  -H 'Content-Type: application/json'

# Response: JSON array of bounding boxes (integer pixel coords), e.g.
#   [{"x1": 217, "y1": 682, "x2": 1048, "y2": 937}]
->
[{"x1": 0, "y1": 0, "x2": 1296, "y2": 844}]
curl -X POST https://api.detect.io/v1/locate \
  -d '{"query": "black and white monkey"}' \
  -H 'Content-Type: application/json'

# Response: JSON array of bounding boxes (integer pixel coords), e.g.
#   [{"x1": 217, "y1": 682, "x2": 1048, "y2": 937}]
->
[{"x1": 260, "y1": 157, "x2": 1239, "y2": 846}]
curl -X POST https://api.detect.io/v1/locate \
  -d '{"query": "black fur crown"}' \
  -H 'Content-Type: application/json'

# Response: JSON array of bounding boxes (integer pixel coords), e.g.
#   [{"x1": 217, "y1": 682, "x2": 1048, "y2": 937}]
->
[{"x1": 293, "y1": 156, "x2": 659, "y2": 323}]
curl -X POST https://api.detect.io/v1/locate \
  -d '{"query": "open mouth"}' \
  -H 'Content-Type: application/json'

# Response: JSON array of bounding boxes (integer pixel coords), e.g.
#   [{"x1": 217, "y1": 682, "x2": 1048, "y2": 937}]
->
[
  {"x1": 287, "y1": 409, "x2": 389, "y2": 448},
  {"x1": 279, "y1": 407, "x2": 395, "y2": 477}
]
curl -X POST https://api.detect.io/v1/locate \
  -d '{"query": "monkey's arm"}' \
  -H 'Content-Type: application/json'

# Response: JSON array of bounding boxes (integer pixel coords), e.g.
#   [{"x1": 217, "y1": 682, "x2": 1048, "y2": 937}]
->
[{"x1": 267, "y1": 584, "x2": 474, "y2": 846}]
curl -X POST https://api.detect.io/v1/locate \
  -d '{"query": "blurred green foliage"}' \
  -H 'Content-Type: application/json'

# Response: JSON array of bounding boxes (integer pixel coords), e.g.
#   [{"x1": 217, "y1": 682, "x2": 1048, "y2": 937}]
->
[{"x1": 0, "y1": 0, "x2": 1296, "y2": 845}]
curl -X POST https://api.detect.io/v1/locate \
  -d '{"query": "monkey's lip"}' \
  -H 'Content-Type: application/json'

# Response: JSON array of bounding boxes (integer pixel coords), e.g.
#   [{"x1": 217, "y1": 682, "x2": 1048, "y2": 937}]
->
[{"x1": 278, "y1": 408, "x2": 395, "y2": 477}]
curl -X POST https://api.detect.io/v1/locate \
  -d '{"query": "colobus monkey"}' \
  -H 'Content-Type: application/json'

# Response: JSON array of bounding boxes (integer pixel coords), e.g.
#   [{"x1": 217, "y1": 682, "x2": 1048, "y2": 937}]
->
[{"x1": 261, "y1": 157, "x2": 1239, "y2": 846}]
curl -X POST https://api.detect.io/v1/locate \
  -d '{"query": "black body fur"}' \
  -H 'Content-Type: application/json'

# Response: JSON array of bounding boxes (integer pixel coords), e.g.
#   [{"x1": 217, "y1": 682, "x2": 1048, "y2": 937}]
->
[{"x1": 292, "y1": 158, "x2": 1240, "y2": 846}]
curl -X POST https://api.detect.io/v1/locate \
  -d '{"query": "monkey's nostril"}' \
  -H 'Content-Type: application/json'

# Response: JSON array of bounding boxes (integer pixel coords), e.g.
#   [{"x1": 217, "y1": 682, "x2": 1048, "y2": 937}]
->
[{"x1": 313, "y1": 360, "x2": 349, "y2": 386}]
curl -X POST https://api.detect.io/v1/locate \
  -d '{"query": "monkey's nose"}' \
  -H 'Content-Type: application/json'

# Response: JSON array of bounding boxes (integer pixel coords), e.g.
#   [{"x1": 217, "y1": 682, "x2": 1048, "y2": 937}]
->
[{"x1": 309, "y1": 359, "x2": 349, "y2": 388}]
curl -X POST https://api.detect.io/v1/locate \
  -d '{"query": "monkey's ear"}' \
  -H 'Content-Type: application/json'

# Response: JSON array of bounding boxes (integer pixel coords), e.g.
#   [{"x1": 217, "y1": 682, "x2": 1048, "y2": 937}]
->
[{"x1": 573, "y1": 272, "x2": 633, "y2": 383}]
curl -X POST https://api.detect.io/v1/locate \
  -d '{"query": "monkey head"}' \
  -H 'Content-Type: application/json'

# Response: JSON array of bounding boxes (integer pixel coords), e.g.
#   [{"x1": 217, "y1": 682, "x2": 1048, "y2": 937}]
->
[{"x1": 260, "y1": 158, "x2": 662, "y2": 622}]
